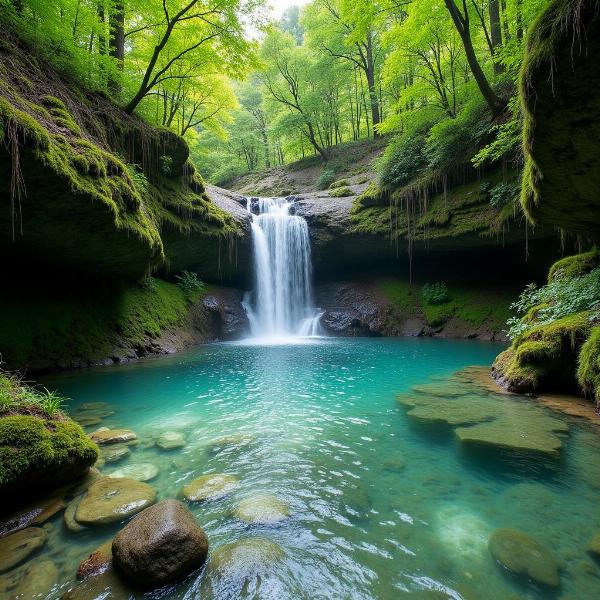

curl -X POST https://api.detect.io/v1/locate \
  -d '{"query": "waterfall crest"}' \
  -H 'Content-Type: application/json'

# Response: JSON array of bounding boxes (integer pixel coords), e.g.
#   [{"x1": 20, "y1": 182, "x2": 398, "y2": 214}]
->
[{"x1": 244, "y1": 197, "x2": 322, "y2": 339}]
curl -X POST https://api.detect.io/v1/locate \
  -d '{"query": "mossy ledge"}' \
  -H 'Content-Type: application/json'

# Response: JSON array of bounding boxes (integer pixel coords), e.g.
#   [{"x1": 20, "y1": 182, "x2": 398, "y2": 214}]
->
[
  {"x1": 492, "y1": 250, "x2": 600, "y2": 401},
  {"x1": 0, "y1": 31, "x2": 244, "y2": 281},
  {"x1": 0, "y1": 372, "x2": 98, "y2": 494}
]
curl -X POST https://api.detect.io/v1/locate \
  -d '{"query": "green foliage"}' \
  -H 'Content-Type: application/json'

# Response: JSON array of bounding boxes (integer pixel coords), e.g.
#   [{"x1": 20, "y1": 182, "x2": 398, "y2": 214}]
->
[
  {"x1": 0, "y1": 371, "x2": 67, "y2": 417},
  {"x1": 378, "y1": 130, "x2": 427, "y2": 189},
  {"x1": 422, "y1": 282, "x2": 450, "y2": 305},
  {"x1": 175, "y1": 271, "x2": 206, "y2": 297},
  {"x1": 506, "y1": 269, "x2": 600, "y2": 340},
  {"x1": 577, "y1": 326, "x2": 600, "y2": 403},
  {"x1": 329, "y1": 179, "x2": 349, "y2": 189},
  {"x1": 317, "y1": 168, "x2": 336, "y2": 190},
  {"x1": 548, "y1": 248, "x2": 599, "y2": 281}
]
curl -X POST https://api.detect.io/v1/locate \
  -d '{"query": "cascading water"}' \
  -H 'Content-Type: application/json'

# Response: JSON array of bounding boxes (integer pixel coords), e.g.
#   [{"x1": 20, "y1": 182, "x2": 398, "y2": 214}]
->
[{"x1": 244, "y1": 197, "x2": 323, "y2": 339}]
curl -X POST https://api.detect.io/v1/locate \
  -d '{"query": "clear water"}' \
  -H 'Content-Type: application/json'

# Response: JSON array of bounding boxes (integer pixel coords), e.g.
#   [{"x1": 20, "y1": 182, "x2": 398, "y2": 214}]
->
[
  {"x1": 243, "y1": 198, "x2": 322, "y2": 338},
  {"x1": 35, "y1": 338, "x2": 600, "y2": 599}
]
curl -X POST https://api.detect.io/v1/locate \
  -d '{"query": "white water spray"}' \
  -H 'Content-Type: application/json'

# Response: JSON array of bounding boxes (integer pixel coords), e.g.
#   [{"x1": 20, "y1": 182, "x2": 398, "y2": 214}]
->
[{"x1": 244, "y1": 197, "x2": 323, "y2": 339}]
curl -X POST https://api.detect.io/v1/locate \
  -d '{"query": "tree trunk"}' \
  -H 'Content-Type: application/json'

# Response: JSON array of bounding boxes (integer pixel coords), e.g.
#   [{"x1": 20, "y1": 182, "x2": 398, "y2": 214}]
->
[
  {"x1": 444, "y1": 0, "x2": 504, "y2": 114},
  {"x1": 109, "y1": 1, "x2": 125, "y2": 94},
  {"x1": 488, "y1": 0, "x2": 504, "y2": 74},
  {"x1": 365, "y1": 39, "x2": 381, "y2": 138}
]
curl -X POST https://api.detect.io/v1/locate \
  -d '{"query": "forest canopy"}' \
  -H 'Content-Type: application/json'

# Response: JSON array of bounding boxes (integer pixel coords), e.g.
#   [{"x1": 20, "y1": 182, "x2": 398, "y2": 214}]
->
[{"x1": 0, "y1": 0, "x2": 550, "y2": 187}]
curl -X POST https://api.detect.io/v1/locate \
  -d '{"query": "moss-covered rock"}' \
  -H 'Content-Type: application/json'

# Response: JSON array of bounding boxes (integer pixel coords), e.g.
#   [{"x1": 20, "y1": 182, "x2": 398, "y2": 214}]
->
[
  {"x1": 520, "y1": 0, "x2": 600, "y2": 240},
  {"x1": 0, "y1": 414, "x2": 98, "y2": 493}
]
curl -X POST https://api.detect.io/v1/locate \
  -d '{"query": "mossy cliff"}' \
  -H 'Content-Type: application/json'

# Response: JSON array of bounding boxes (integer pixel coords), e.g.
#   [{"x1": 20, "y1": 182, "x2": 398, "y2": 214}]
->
[
  {"x1": 520, "y1": 0, "x2": 600, "y2": 240},
  {"x1": 0, "y1": 372, "x2": 98, "y2": 493},
  {"x1": 493, "y1": 0, "x2": 600, "y2": 403},
  {"x1": 493, "y1": 250, "x2": 600, "y2": 401},
  {"x1": 0, "y1": 33, "x2": 251, "y2": 372}
]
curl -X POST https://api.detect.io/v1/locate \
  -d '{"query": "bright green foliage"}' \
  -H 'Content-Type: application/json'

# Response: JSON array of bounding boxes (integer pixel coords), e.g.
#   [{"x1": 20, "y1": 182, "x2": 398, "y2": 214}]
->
[
  {"x1": 577, "y1": 327, "x2": 600, "y2": 404},
  {"x1": 506, "y1": 269, "x2": 600, "y2": 339},
  {"x1": 317, "y1": 168, "x2": 337, "y2": 190},
  {"x1": 494, "y1": 252, "x2": 600, "y2": 398},
  {"x1": 176, "y1": 271, "x2": 206, "y2": 296},
  {"x1": 1, "y1": 371, "x2": 68, "y2": 417}
]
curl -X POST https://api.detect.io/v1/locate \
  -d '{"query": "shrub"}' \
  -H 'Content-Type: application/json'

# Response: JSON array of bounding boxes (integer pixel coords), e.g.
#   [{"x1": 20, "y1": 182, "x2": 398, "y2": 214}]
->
[
  {"x1": 378, "y1": 131, "x2": 427, "y2": 189},
  {"x1": 489, "y1": 182, "x2": 518, "y2": 208},
  {"x1": 175, "y1": 271, "x2": 205, "y2": 296},
  {"x1": 422, "y1": 282, "x2": 450, "y2": 305},
  {"x1": 317, "y1": 168, "x2": 336, "y2": 190},
  {"x1": 506, "y1": 268, "x2": 600, "y2": 340},
  {"x1": 329, "y1": 179, "x2": 349, "y2": 189}
]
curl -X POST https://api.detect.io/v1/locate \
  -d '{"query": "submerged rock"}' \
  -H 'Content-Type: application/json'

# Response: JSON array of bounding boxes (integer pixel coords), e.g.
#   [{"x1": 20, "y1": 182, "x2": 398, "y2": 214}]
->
[
  {"x1": 233, "y1": 495, "x2": 290, "y2": 525},
  {"x1": 90, "y1": 428, "x2": 137, "y2": 445},
  {"x1": 488, "y1": 528, "x2": 560, "y2": 587},
  {"x1": 207, "y1": 433, "x2": 253, "y2": 453},
  {"x1": 77, "y1": 539, "x2": 113, "y2": 580},
  {"x1": 0, "y1": 527, "x2": 47, "y2": 572},
  {"x1": 108, "y1": 463, "x2": 159, "y2": 482},
  {"x1": 157, "y1": 431, "x2": 187, "y2": 450},
  {"x1": 0, "y1": 494, "x2": 65, "y2": 538},
  {"x1": 99, "y1": 444, "x2": 130, "y2": 464},
  {"x1": 112, "y1": 499, "x2": 209, "y2": 588},
  {"x1": 75, "y1": 477, "x2": 156, "y2": 525},
  {"x1": 202, "y1": 537, "x2": 285, "y2": 597},
  {"x1": 63, "y1": 567, "x2": 132, "y2": 600},
  {"x1": 0, "y1": 559, "x2": 57, "y2": 599},
  {"x1": 587, "y1": 531, "x2": 600, "y2": 557},
  {"x1": 80, "y1": 402, "x2": 112, "y2": 411},
  {"x1": 182, "y1": 474, "x2": 240, "y2": 502}
]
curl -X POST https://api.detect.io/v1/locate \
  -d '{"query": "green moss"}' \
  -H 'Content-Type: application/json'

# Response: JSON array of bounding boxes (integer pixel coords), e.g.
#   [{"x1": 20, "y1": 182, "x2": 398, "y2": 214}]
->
[
  {"x1": 0, "y1": 414, "x2": 98, "y2": 488},
  {"x1": 329, "y1": 179, "x2": 350, "y2": 189},
  {"x1": 549, "y1": 247, "x2": 599, "y2": 281},
  {"x1": 350, "y1": 168, "x2": 517, "y2": 242},
  {"x1": 0, "y1": 279, "x2": 198, "y2": 369},
  {"x1": 329, "y1": 186, "x2": 354, "y2": 198},
  {"x1": 577, "y1": 326, "x2": 600, "y2": 404},
  {"x1": 379, "y1": 278, "x2": 514, "y2": 329}
]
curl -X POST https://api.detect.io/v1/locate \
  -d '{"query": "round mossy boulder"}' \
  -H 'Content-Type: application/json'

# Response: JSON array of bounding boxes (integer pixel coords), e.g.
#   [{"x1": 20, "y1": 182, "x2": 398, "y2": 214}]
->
[{"x1": 0, "y1": 414, "x2": 98, "y2": 494}]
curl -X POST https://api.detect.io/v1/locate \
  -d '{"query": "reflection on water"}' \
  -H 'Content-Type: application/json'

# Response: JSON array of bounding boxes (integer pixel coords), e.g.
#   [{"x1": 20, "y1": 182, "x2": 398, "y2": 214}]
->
[{"x1": 14, "y1": 338, "x2": 600, "y2": 599}]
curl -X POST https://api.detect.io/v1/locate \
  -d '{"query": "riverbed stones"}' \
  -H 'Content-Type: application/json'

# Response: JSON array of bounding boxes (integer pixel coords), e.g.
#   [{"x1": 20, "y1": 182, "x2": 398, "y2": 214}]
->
[
  {"x1": 0, "y1": 494, "x2": 66, "y2": 537},
  {"x1": 75, "y1": 478, "x2": 156, "y2": 525},
  {"x1": 14, "y1": 560, "x2": 58, "y2": 598},
  {"x1": 208, "y1": 433, "x2": 253, "y2": 453},
  {"x1": 182, "y1": 474, "x2": 240, "y2": 502},
  {"x1": 77, "y1": 539, "x2": 113, "y2": 580},
  {"x1": 157, "y1": 431, "x2": 187, "y2": 450},
  {"x1": 112, "y1": 499, "x2": 209, "y2": 588},
  {"x1": 587, "y1": 531, "x2": 600, "y2": 557},
  {"x1": 203, "y1": 537, "x2": 284, "y2": 594},
  {"x1": 99, "y1": 444, "x2": 130, "y2": 464},
  {"x1": 80, "y1": 402, "x2": 112, "y2": 411},
  {"x1": 488, "y1": 528, "x2": 560, "y2": 587},
  {"x1": 233, "y1": 495, "x2": 290, "y2": 525},
  {"x1": 64, "y1": 495, "x2": 87, "y2": 532},
  {"x1": 90, "y1": 428, "x2": 137, "y2": 445},
  {"x1": 0, "y1": 527, "x2": 47, "y2": 572},
  {"x1": 63, "y1": 567, "x2": 132, "y2": 600},
  {"x1": 108, "y1": 463, "x2": 159, "y2": 482}
]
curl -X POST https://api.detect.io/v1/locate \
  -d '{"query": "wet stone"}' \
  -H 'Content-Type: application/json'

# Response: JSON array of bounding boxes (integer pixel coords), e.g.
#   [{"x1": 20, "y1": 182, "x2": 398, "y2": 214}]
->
[
  {"x1": 0, "y1": 527, "x2": 47, "y2": 572},
  {"x1": 207, "y1": 433, "x2": 253, "y2": 453},
  {"x1": 488, "y1": 528, "x2": 560, "y2": 587},
  {"x1": 157, "y1": 431, "x2": 187, "y2": 450},
  {"x1": 90, "y1": 428, "x2": 137, "y2": 445},
  {"x1": 75, "y1": 478, "x2": 156, "y2": 525},
  {"x1": 64, "y1": 495, "x2": 87, "y2": 532},
  {"x1": 182, "y1": 474, "x2": 240, "y2": 502},
  {"x1": 14, "y1": 560, "x2": 58, "y2": 599},
  {"x1": 77, "y1": 539, "x2": 113, "y2": 580},
  {"x1": 100, "y1": 444, "x2": 130, "y2": 464},
  {"x1": 233, "y1": 495, "x2": 290, "y2": 525},
  {"x1": 108, "y1": 463, "x2": 159, "y2": 482},
  {"x1": 587, "y1": 531, "x2": 600, "y2": 557}
]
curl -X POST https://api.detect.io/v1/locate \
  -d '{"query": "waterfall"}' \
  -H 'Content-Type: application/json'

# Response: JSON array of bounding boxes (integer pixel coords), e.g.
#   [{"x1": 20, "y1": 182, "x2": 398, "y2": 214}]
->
[{"x1": 244, "y1": 197, "x2": 323, "y2": 339}]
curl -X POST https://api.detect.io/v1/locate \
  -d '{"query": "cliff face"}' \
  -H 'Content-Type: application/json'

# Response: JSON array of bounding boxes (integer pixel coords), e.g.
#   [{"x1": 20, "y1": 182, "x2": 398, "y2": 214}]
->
[
  {"x1": 492, "y1": 0, "x2": 600, "y2": 403},
  {"x1": 0, "y1": 33, "x2": 251, "y2": 372},
  {"x1": 520, "y1": 0, "x2": 600, "y2": 240}
]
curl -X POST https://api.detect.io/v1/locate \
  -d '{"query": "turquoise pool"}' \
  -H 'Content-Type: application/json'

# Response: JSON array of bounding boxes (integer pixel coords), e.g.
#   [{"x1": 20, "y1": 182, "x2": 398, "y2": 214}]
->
[{"x1": 35, "y1": 338, "x2": 600, "y2": 599}]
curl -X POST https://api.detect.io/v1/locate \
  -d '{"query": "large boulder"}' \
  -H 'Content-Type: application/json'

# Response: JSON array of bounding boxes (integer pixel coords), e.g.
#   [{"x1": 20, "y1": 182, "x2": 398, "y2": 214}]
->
[
  {"x1": 112, "y1": 499, "x2": 209, "y2": 588},
  {"x1": 0, "y1": 414, "x2": 98, "y2": 494}
]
